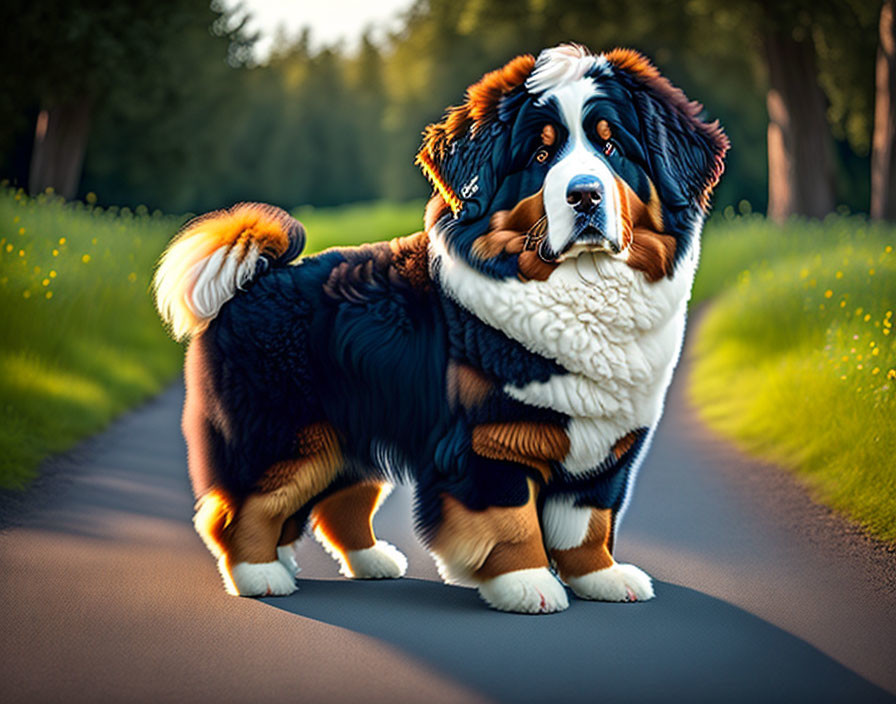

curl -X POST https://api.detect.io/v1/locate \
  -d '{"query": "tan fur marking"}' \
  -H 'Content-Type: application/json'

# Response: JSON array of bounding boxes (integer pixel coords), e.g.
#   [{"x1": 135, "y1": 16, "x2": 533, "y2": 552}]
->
[
  {"x1": 550, "y1": 508, "x2": 615, "y2": 580},
  {"x1": 389, "y1": 231, "x2": 431, "y2": 291},
  {"x1": 541, "y1": 123, "x2": 556, "y2": 146},
  {"x1": 431, "y1": 479, "x2": 547, "y2": 581},
  {"x1": 217, "y1": 423, "x2": 342, "y2": 566},
  {"x1": 453, "y1": 363, "x2": 493, "y2": 408},
  {"x1": 471, "y1": 422, "x2": 569, "y2": 483},
  {"x1": 619, "y1": 178, "x2": 676, "y2": 282},
  {"x1": 468, "y1": 189, "x2": 557, "y2": 282},
  {"x1": 612, "y1": 431, "x2": 638, "y2": 459},
  {"x1": 596, "y1": 119, "x2": 612, "y2": 141},
  {"x1": 311, "y1": 482, "x2": 385, "y2": 553}
]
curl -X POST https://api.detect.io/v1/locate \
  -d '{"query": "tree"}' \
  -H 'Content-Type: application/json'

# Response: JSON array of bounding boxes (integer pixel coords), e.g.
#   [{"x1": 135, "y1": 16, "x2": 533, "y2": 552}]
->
[
  {"x1": 0, "y1": 0, "x2": 246, "y2": 200},
  {"x1": 872, "y1": 0, "x2": 896, "y2": 219}
]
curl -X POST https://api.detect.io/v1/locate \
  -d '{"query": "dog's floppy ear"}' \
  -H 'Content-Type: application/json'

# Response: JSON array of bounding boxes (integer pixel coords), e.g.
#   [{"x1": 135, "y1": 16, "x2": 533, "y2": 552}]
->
[
  {"x1": 604, "y1": 49, "x2": 728, "y2": 211},
  {"x1": 416, "y1": 54, "x2": 536, "y2": 222}
]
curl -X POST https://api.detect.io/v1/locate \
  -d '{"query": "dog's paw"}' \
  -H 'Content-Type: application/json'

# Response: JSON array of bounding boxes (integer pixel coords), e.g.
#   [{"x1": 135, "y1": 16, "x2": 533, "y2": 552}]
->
[
  {"x1": 276, "y1": 542, "x2": 302, "y2": 577},
  {"x1": 478, "y1": 567, "x2": 569, "y2": 614},
  {"x1": 224, "y1": 559, "x2": 298, "y2": 596},
  {"x1": 566, "y1": 563, "x2": 654, "y2": 602},
  {"x1": 342, "y1": 540, "x2": 408, "y2": 579}
]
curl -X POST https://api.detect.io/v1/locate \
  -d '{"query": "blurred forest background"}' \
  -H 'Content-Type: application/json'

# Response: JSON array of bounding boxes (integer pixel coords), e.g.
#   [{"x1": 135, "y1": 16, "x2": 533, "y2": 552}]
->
[{"x1": 0, "y1": 0, "x2": 891, "y2": 221}]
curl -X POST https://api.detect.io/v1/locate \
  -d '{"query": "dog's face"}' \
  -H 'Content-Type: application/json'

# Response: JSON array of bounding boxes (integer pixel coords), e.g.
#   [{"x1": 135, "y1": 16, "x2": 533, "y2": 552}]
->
[{"x1": 418, "y1": 44, "x2": 728, "y2": 282}]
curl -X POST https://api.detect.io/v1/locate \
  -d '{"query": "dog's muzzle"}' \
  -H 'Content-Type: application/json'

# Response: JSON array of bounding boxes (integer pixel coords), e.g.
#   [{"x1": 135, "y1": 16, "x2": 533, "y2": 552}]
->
[{"x1": 539, "y1": 175, "x2": 620, "y2": 261}]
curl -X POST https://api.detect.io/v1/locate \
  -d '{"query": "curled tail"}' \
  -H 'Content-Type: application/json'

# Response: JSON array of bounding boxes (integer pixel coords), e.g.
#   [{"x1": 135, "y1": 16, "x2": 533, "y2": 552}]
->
[{"x1": 154, "y1": 202, "x2": 305, "y2": 340}]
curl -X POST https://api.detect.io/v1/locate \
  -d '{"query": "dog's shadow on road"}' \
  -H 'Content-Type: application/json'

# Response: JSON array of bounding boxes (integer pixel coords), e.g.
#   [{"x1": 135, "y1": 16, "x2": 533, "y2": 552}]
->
[{"x1": 263, "y1": 577, "x2": 892, "y2": 703}]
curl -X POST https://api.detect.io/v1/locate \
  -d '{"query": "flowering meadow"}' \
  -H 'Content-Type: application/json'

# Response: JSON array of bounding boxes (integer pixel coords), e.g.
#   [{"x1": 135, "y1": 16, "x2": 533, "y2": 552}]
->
[
  {"x1": 691, "y1": 215, "x2": 896, "y2": 541},
  {"x1": 0, "y1": 191, "x2": 424, "y2": 490},
  {"x1": 0, "y1": 188, "x2": 185, "y2": 488}
]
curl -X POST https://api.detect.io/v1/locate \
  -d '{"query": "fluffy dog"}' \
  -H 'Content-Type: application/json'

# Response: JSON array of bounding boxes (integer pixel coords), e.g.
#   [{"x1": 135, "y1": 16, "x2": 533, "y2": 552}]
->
[{"x1": 154, "y1": 44, "x2": 727, "y2": 613}]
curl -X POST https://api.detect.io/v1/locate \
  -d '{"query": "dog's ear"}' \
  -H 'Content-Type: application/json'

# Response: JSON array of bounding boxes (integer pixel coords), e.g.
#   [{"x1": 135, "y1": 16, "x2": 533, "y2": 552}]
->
[
  {"x1": 416, "y1": 54, "x2": 536, "y2": 223},
  {"x1": 604, "y1": 49, "x2": 728, "y2": 211}
]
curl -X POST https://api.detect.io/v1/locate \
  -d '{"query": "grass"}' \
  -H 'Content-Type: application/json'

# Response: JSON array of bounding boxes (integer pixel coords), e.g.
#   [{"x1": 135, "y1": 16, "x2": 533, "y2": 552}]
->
[
  {"x1": 295, "y1": 199, "x2": 425, "y2": 251},
  {"x1": 0, "y1": 188, "x2": 187, "y2": 488},
  {"x1": 0, "y1": 192, "x2": 423, "y2": 490},
  {"x1": 691, "y1": 215, "x2": 896, "y2": 542}
]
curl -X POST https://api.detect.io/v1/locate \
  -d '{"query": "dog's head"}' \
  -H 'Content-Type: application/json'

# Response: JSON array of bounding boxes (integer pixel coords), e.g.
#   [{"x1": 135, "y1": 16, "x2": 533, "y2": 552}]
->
[{"x1": 418, "y1": 44, "x2": 728, "y2": 282}]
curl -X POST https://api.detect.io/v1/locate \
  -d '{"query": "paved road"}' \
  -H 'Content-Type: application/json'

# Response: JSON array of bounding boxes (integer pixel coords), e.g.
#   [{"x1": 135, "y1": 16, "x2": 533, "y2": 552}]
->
[{"x1": 2, "y1": 318, "x2": 895, "y2": 703}]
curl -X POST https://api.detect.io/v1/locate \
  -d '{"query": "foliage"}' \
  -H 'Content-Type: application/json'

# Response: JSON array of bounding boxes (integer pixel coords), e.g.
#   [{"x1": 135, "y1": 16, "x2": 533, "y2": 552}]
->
[
  {"x1": 691, "y1": 216, "x2": 896, "y2": 542},
  {"x1": 0, "y1": 188, "x2": 185, "y2": 488},
  {"x1": 0, "y1": 190, "x2": 422, "y2": 489},
  {"x1": 0, "y1": 0, "x2": 881, "y2": 216}
]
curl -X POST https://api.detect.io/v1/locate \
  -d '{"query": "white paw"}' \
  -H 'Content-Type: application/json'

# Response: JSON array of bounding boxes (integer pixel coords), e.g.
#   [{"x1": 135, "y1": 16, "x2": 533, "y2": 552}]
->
[
  {"x1": 566, "y1": 563, "x2": 654, "y2": 602},
  {"x1": 343, "y1": 540, "x2": 408, "y2": 579},
  {"x1": 224, "y1": 559, "x2": 297, "y2": 596},
  {"x1": 478, "y1": 567, "x2": 569, "y2": 614},
  {"x1": 276, "y1": 542, "x2": 302, "y2": 577}
]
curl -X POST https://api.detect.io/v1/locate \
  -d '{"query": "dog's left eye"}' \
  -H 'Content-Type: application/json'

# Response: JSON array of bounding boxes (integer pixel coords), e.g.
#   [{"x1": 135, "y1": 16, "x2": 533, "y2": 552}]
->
[
  {"x1": 603, "y1": 142, "x2": 616, "y2": 157},
  {"x1": 534, "y1": 147, "x2": 551, "y2": 163}
]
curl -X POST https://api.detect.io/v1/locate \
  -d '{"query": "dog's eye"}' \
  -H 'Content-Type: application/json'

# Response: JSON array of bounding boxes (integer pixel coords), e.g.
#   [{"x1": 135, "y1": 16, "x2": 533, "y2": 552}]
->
[
  {"x1": 603, "y1": 142, "x2": 616, "y2": 157},
  {"x1": 534, "y1": 147, "x2": 551, "y2": 164}
]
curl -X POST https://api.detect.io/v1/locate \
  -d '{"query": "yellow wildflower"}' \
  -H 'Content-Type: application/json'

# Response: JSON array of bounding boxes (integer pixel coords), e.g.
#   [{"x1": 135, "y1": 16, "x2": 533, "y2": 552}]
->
[
  {"x1": 45, "y1": 291, "x2": 52, "y2": 299},
  {"x1": 41, "y1": 278, "x2": 48, "y2": 286},
  {"x1": 81, "y1": 254, "x2": 90, "y2": 263},
  {"x1": 824, "y1": 289, "x2": 833, "y2": 298},
  {"x1": 59, "y1": 237, "x2": 66, "y2": 245}
]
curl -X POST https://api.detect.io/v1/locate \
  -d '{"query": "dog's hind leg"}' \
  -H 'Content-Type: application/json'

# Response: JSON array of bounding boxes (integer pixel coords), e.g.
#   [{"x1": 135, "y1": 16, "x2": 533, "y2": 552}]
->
[
  {"x1": 210, "y1": 423, "x2": 343, "y2": 597},
  {"x1": 311, "y1": 482, "x2": 408, "y2": 579}
]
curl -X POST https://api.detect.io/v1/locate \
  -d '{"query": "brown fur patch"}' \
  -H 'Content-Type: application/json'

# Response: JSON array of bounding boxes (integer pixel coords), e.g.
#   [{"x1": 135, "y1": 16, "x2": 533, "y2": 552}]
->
[
  {"x1": 612, "y1": 431, "x2": 638, "y2": 459},
  {"x1": 322, "y1": 234, "x2": 432, "y2": 300},
  {"x1": 471, "y1": 422, "x2": 569, "y2": 483},
  {"x1": 619, "y1": 178, "x2": 675, "y2": 282},
  {"x1": 311, "y1": 482, "x2": 385, "y2": 553},
  {"x1": 550, "y1": 508, "x2": 615, "y2": 580},
  {"x1": 417, "y1": 54, "x2": 536, "y2": 214},
  {"x1": 431, "y1": 479, "x2": 548, "y2": 581},
  {"x1": 604, "y1": 48, "x2": 728, "y2": 210},
  {"x1": 424, "y1": 194, "x2": 449, "y2": 231},
  {"x1": 447, "y1": 361, "x2": 493, "y2": 410},
  {"x1": 628, "y1": 229, "x2": 676, "y2": 282},
  {"x1": 469, "y1": 189, "x2": 557, "y2": 283},
  {"x1": 220, "y1": 424, "x2": 343, "y2": 565},
  {"x1": 389, "y1": 231, "x2": 430, "y2": 291}
]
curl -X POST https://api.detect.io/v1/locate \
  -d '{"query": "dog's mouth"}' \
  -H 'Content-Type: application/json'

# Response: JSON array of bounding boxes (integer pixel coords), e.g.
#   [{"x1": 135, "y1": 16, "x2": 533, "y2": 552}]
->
[{"x1": 537, "y1": 224, "x2": 621, "y2": 263}]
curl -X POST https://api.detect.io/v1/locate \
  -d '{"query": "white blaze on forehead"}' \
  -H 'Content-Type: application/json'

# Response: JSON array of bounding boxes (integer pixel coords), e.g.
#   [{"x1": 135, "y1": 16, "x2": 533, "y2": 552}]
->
[
  {"x1": 539, "y1": 77, "x2": 621, "y2": 255},
  {"x1": 525, "y1": 44, "x2": 601, "y2": 95}
]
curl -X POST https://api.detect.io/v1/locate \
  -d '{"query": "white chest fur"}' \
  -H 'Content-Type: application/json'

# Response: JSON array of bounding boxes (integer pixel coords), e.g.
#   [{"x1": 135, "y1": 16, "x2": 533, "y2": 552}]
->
[{"x1": 431, "y1": 229, "x2": 699, "y2": 475}]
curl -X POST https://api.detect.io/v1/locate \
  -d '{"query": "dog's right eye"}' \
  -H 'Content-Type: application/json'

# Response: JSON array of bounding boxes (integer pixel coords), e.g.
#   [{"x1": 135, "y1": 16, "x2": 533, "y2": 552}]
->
[{"x1": 534, "y1": 147, "x2": 551, "y2": 164}]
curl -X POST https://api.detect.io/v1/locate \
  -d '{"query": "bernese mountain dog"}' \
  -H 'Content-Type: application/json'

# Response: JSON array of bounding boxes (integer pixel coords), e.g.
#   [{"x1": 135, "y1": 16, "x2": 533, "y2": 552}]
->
[{"x1": 154, "y1": 44, "x2": 727, "y2": 613}]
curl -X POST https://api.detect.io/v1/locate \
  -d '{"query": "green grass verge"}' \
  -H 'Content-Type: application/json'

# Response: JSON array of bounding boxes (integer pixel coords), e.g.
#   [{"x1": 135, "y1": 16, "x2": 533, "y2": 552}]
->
[
  {"x1": 0, "y1": 193, "x2": 424, "y2": 490},
  {"x1": 0, "y1": 189, "x2": 187, "y2": 489},
  {"x1": 295, "y1": 199, "x2": 425, "y2": 252},
  {"x1": 691, "y1": 215, "x2": 896, "y2": 542}
]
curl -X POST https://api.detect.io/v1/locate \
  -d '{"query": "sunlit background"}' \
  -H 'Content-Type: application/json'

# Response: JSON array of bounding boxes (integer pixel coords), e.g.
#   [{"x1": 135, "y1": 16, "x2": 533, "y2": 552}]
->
[{"x1": 0, "y1": 1, "x2": 893, "y2": 544}]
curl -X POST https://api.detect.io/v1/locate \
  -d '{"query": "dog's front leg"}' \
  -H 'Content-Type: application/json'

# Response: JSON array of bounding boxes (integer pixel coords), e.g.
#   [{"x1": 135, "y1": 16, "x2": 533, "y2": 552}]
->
[
  {"x1": 543, "y1": 496, "x2": 654, "y2": 602},
  {"x1": 427, "y1": 476, "x2": 568, "y2": 614}
]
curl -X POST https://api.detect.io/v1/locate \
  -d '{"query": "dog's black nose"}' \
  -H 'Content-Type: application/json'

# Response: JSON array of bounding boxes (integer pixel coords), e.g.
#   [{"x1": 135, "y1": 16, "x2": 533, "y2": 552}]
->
[{"x1": 566, "y1": 176, "x2": 603, "y2": 214}]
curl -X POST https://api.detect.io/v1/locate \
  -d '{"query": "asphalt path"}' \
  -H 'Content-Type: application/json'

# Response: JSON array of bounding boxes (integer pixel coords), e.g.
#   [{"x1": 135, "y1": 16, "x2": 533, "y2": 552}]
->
[{"x1": 2, "y1": 317, "x2": 895, "y2": 703}]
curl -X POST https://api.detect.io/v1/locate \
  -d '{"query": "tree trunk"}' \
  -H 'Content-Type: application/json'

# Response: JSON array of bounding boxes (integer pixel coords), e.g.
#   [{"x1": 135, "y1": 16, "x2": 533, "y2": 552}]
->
[
  {"x1": 28, "y1": 97, "x2": 92, "y2": 200},
  {"x1": 872, "y1": 0, "x2": 896, "y2": 220},
  {"x1": 763, "y1": 21, "x2": 836, "y2": 222}
]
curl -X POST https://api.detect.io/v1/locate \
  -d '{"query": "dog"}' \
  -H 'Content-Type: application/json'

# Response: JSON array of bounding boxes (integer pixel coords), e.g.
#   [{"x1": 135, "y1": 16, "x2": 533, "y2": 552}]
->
[{"x1": 154, "y1": 43, "x2": 727, "y2": 613}]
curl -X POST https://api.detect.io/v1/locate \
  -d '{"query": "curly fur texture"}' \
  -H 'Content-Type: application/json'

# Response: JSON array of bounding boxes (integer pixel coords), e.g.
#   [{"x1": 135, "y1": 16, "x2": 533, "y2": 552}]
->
[{"x1": 156, "y1": 44, "x2": 726, "y2": 613}]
